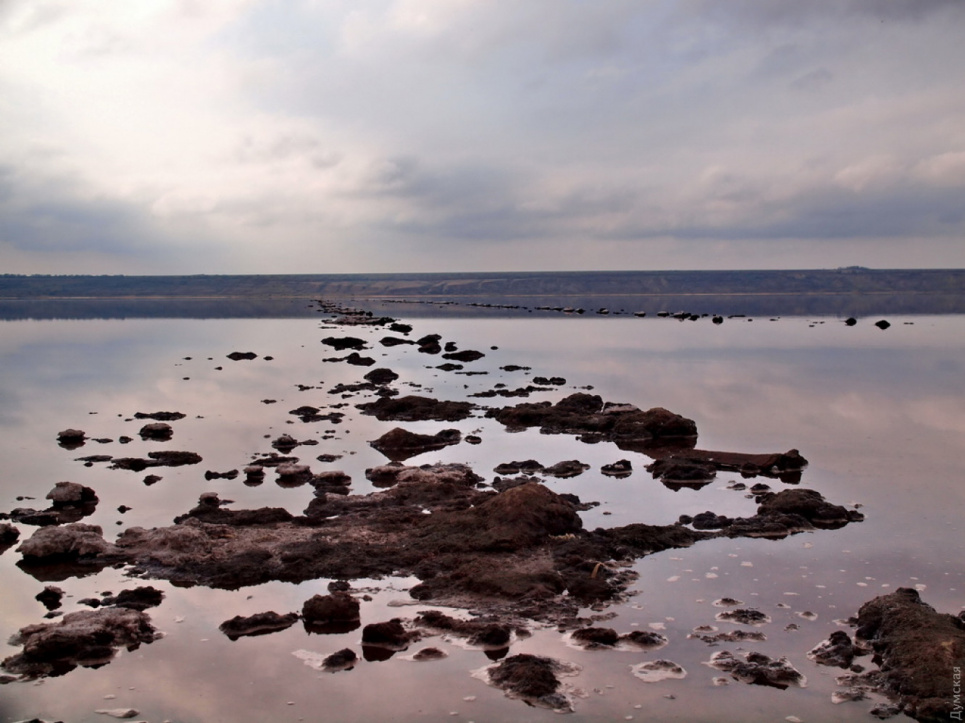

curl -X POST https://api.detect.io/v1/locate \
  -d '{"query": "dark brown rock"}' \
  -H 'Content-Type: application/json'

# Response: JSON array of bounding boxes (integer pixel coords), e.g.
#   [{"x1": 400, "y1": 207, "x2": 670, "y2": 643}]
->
[
  {"x1": 302, "y1": 593, "x2": 360, "y2": 625},
  {"x1": 322, "y1": 336, "x2": 367, "y2": 351},
  {"x1": 1, "y1": 607, "x2": 158, "y2": 678},
  {"x1": 854, "y1": 588, "x2": 965, "y2": 722},
  {"x1": 227, "y1": 351, "x2": 257, "y2": 360},
  {"x1": 138, "y1": 422, "x2": 173, "y2": 440},
  {"x1": 486, "y1": 653, "x2": 575, "y2": 711},
  {"x1": 357, "y1": 395, "x2": 474, "y2": 422},
  {"x1": 369, "y1": 427, "x2": 461, "y2": 461},
  {"x1": 361, "y1": 619, "x2": 412, "y2": 648},
  {"x1": 219, "y1": 611, "x2": 299, "y2": 640}
]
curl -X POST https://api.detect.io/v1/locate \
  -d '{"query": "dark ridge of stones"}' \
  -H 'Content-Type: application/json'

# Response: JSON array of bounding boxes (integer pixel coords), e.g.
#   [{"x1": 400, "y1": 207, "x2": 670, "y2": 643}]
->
[
  {"x1": 134, "y1": 411, "x2": 186, "y2": 421},
  {"x1": 76, "y1": 454, "x2": 113, "y2": 466},
  {"x1": 109, "y1": 451, "x2": 203, "y2": 472},
  {"x1": 647, "y1": 458, "x2": 716, "y2": 485},
  {"x1": 249, "y1": 453, "x2": 299, "y2": 467},
  {"x1": 357, "y1": 395, "x2": 474, "y2": 422},
  {"x1": 388, "y1": 322, "x2": 412, "y2": 334},
  {"x1": 104, "y1": 586, "x2": 165, "y2": 611},
  {"x1": 369, "y1": 427, "x2": 461, "y2": 461},
  {"x1": 435, "y1": 363, "x2": 463, "y2": 371},
  {"x1": 415, "y1": 334, "x2": 442, "y2": 354},
  {"x1": 715, "y1": 608, "x2": 770, "y2": 625},
  {"x1": 621, "y1": 630, "x2": 669, "y2": 648},
  {"x1": 689, "y1": 628, "x2": 766, "y2": 645},
  {"x1": 345, "y1": 352, "x2": 376, "y2": 367},
  {"x1": 321, "y1": 336, "x2": 367, "y2": 351},
  {"x1": 219, "y1": 611, "x2": 300, "y2": 640},
  {"x1": 852, "y1": 588, "x2": 965, "y2": 722},
  {"x1": 486, "y1": 393, "x2": 697, "y2": 453},
  {"x1": 492, "y1": 475, "x2": 541, "y2": 492},
  {"x1": 706, "y1": 650, "x2": 806, "y2": 689},
  {"x1": 415, "y1": 610, "x2": 512, "y2": 648},
  {"x1": 174, "y1": 499, "x2": 294, "y2": 526},
  {"x1": 363, "y1": 367, "x2": 399, "y2": 385},
  {"x1": 227, "y1": 352, "x2": 257, "y2": 360},
  {"x1": 138, "y1": 423, "x2": 173, "y2": 440},
  {"x1": 500, "y1": 364, "x2": 532, "y2": 372},
  {"x1": 441, "y1": 349, "x2": 485, "y2": 363},
  {"x1": 1, "y1": 607, "x2": 158, "y2": 678}
]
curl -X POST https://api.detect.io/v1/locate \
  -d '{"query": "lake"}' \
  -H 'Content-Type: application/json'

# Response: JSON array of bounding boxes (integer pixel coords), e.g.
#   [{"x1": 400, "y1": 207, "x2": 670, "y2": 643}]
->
[{"x1": 1, "y1": 298, "x2": 963, "y2": 722}]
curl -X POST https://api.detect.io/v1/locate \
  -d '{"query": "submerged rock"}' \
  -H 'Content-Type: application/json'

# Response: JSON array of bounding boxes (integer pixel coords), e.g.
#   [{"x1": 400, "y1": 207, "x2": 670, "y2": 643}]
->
[
  {"x1": 109, "y1": 451, "x2": 202, "y2": 472},
  {"x1": 138, "y1": 422, "x2": 173, "y2": 440},
  {"x1": 807, "y1": 630, "x2": 857, "y2": 668},
  {"x1": 415, "y1": 610, "x2": 512, "y2": 648}
]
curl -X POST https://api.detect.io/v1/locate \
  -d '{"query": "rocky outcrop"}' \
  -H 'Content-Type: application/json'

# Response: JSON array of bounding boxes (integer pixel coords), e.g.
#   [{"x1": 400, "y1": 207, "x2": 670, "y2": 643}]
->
[
  {"x1": 486, "y1": 393, "x2": 697, "y2": 453},
  {"x1": 219, "y1": 611, "x2": 300, "y2": 640},
  {"x1": 109, "y1": 451, "x2": 202, "y2": 472},
  {"x1": 852, "y1": 588, "x2": 965, "y2": 722},
  {"x1": 483, "y1": 653, "x2": 580, "y2": 712},
  {"x1": 357, "y1": 395, "x2": 474, "y2": 422},
  {"x1": 369, "y1": 427, "x2": 461, "y2": 461},
  {"x1": 2, "y1": 607, "x2": 158, "y2": 677}
]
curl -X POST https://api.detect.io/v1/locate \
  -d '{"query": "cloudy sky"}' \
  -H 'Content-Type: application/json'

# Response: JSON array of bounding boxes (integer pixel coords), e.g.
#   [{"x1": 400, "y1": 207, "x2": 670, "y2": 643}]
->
[{"x1": 1, "y1": 0, "x2": 963, "y2": 274}]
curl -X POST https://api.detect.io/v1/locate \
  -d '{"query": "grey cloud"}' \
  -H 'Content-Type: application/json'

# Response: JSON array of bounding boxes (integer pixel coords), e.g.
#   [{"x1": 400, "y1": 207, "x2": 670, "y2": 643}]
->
[{"x1": 678, "y1": 0, "x2": 964, "y2": 29}]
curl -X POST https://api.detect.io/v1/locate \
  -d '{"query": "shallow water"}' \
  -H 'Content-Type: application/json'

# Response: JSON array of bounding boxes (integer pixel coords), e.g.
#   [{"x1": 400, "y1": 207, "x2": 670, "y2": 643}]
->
[{"x1": 1, "y1": 306, "x2": 963, "y2": 722}]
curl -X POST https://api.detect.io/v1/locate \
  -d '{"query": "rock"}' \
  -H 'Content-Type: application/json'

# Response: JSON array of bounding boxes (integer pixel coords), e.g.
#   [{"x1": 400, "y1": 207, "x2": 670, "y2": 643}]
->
[
  {"x1": 357, "y1": 395, "x2": 474, "y2": 422},
  {"x1": 853, "y1": 588, "x2": 965, "y2": 722},
  {"x1": 272, "y1": 434, "x2": 300, "y2": 452},
  {"x1": 647, "y1": 459, "x2": 716, "y2": 485},
  {"x1": 17, "y1": 523, "x2": 116, "y2": 561},
  {"x1": 45, "y1": 482, "x2": 98, "y2": 507},
  {"x1": 1, "y1": 607, "x2": 158, "y2": 677},
  {"x1": 322, "y1": 648, "x2": 357, "y2": 670},
  {"x1": 109, "y1": 451, "x2": 202, "y2": 471},
  {"x1": 275, "y1": 464, "x2": 312, "y2": 486},
  {"x1": 363, "y1": 367, "x2": 399, "y2": 385},
  {"x1": 485, "y1": 653, "x2": 577, "y2": 711},
  {"x1": 650, "y1": 448, "x2": 807, "y2": 483},
  {"x1": 380, "y1": 336, "x2": 415, "y2": 347},
  {"x1": 571, "y1": 627, "x2": 619, "y2": 648},
  {"x1": 845, "y1": 317, "x2": 858, "y2": 326},
  {"x1": 486, "y1": 393, "x2": 697, "y2": 452},
  {"x1": 600, "y1": 460, "x2": 633, "y2": 477},
  {"x1": 416, "y1": 334, "x2": 442, "y2": 354},
  {"x1": 361, "y1": 619, "x2": 413, "y2": 648},
  {"x1": 133, "y1": 411, "x2": 186, "y2": 421},
  {"x1": 542, "y1": 460, "x2": 589, "y2": 478},
  {"x1": 106, "y1": 586, "x2": 164, "y2": 611},
  {"x1": 302, "y1": 593, "x2": 360, "y2": 629},
  {"x1": 875, "y1": 319, "x2": 891, "y2": 330},
  {"x1": 219, "y1": 611, "x2": 299, "y2": 640},
  {"x1": 532, "y1": 376, "x2": 566, "y2": 386},
  {"x1": 56, "y1": 429, "x2": 86, "y2": 449},
  {"x1": 706, "y1": 650, "x2": 806, "y2": 689},
  {"x1": 35, "y1": 586, "x2": 65, "y2": 611},
  {"x1": 808, "y1": 630, "x2": 856, "y2": 668},
  {"x1": 631, "y1": 659, "x2": 687, "y2": 682},
  {"x1": 369, "y1": 427, "x2": 461, "y2": 461},
  {"x1": 345, "y1": 352, "x2": 376, "y2": 366},
  {"x1": 321, "y1": 336, "x2": 367, "y2": 351},
  {"x1": 621, "y1": 630, "x2": 669, "y2": 649},
  {"x1": 138, "y1": 422, "x2": 172, "y2": 440},
  {"x1": 441, "y1": 349, "x2": 485, "y2": 363},
  {"x1": 493, "y1": 460, "x2": 544, "y2": 475},
  {"x1": 0, "y1": 522, "x2": 20, "y2": 548},
  {"x1": 226, "y1": 351, "x2": 257, "y2": 360},
  {"x1": 204, "y1": 469, "x2": 239, "y2": 480},
  {"x1": 309, "y1": 471, "x2": 352, "y2": 496},
  {"x1": 415, "y1": 610, "x2": 511, "y2": 648},
  {"x1": 715, "y1": 608, "x2": 771, "y2": 625},
  {"x1": 95, "y1": 708, "x2": 141, "y2": 719},
  {"x1": 411, "y1": 647, "x2": 447, "y2": 661},
  {"x1": 756, "y1": 488, "x2": 857, "y2": 528}
]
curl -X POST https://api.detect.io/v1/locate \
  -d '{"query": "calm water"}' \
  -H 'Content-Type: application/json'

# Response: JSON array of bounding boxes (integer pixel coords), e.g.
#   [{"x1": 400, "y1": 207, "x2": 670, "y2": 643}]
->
[{"x1": 1, "y1": 305, "x2": 963, "y2": 722}]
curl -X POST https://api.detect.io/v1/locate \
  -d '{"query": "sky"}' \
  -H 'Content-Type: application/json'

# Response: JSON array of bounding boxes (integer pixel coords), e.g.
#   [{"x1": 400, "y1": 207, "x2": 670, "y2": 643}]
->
[{"x1": 1, "y1": 0, "x2": 964, "y2": 275}]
